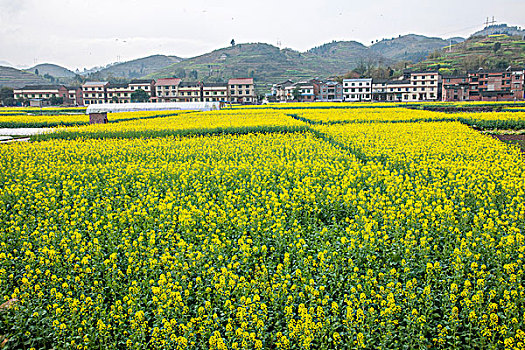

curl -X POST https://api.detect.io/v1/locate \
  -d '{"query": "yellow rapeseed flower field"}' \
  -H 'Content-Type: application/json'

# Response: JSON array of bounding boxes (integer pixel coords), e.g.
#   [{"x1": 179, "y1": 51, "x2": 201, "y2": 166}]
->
[{"x1": 1, "y1": 105, "x2": 524, "y2": 349}]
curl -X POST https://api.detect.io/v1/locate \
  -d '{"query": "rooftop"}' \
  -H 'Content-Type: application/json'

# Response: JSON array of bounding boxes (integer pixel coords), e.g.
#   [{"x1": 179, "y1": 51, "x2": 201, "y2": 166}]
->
[
  {"x1": 155, "y1": 78, "x2": 181, "y2": 86},
  {"x1": 83, "y1": 82, "x2": 108, "y2": 87},
  {"x1": 228, "y1": 78, "x2": 253, "y2": 85},
  {"x1": 130, "y1": 79, "x2": 155, "y2": 84},
  {"x1": 16, "y1": 85, "x2": 65, "y2": 90}
]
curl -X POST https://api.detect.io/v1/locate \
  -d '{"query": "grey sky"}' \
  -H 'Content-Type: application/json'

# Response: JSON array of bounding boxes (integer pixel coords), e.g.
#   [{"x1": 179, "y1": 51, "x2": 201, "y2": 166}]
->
[{"x1": 0, "y1": 0, "x2": 523, "y2": 70}]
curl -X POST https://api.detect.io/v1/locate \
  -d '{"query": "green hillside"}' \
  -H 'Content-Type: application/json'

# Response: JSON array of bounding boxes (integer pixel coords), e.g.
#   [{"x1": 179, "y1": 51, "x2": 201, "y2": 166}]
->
[
  {"x1": 412, "y1": 35, "x2": 525, "y2": 74},
  {"x1": 27, "y1": 63, "x2": 77, "y2": 78},
  {"x1": 0, "y1": 66, "x2": 50, "y2": 88},
  {"x1": 148, "y1": 35, "x2": 459, "y2": 93},
  {"x1": 369, "y1": 34, "x2": 460, "y2": 62},
  {"x1": 88, "y1": 55, "x2": 182, "y2": 80}
]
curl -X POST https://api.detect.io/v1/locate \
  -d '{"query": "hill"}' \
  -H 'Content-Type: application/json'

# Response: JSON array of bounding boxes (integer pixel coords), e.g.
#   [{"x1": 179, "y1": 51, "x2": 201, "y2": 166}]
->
[
  {"x1": 0, "y1": 66, "x2": 50, "y2": 88},
  {"x1": 147, "y1": 35, "x2": 456, "y2": 93},
  {"x1": 369, "y1": 34, "x2": 462, "y2": 62},
  {"x1": 471, "y1": 24, "x2": 525, "y2": 38},
  {"x1": 87, "y1": 55, "x2": 182, "y2": 80},
  {"x1": 148, "y1": 43, "x2": 328, "y2": 92},
  {"x1": 27, "y1": 63, "x2": 77, "y2": 78},
  {"x1": 411, "y1": 34, "x2": 525, "y2": 74}
]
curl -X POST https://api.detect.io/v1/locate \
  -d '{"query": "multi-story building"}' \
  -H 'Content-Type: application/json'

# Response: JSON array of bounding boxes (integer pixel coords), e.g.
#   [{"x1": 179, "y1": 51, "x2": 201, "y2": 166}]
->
[
  {"x1": 106, "y1": 83, "x2": 131, "y2": 104},
  {"x1": 442, "y1": 76, "x2": 469, "y2": 102},
  {"x1": 385, "y1": 80, "x2": 413, "y2": 102},
  {"x1": 409, "y1": 71, "x2": 441, "y2": 101},
  {"x1": 14, "y1": 85, "x2": 69, "y2": 102},
  {"x1": 468, "y1": 67, "x2": 523, "y2": 101},
  {"x1": 318, "y1": 81, "x2": 343, "y2": 101},
  {"x1": 67, "y1": 87, "x2": 83, "y2": 106},
  {"x1": 203, "y1": 83, "x2": 229, "y2": 102},
  {"x1": 343, "y1": 78, "x2": 372, "y2": 101},
  {"x1": 177, "y1": 82, "x2": 203, "y2": 102},
  {"x1": 129, "y1": 79, "x2": 156, "y2": 99},
  {"x1": 228, "y1": 78, "x2": 256, "y2": 103},
  {"x1": 153, "y1": 78, "x2": 181, "y2": 102},
  {"x1": 511, "y1": 69, "x2": 525, "y2": 100},
  {"x1": 372, "y1": 80, "x2": 388, "y2": 101},
  {"x1": 82, "y1": 82, "x2": 109, "y2": 105},
  {"x1": 271, "y1": 80, "x2": 295, "y2": 102},
  {"x1": 295, "y1": 81, "x2": 320, "y2": 102}
]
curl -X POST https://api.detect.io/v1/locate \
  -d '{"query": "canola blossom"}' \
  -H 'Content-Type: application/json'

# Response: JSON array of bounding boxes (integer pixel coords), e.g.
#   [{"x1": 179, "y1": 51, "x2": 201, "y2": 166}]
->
[
  {"x1": 0, "y1": 106, "x2": 525, "y2": 349},
  {"x1": 33, "y1": 110, "x2": 308, "y2": 141},
  {"x1": 0, "y1": 110, "x2": 182, "y2": 128}
]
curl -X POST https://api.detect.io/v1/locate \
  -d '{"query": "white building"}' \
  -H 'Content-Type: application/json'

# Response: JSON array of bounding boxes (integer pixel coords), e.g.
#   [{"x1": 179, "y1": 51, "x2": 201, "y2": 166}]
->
[{"x1": 343, "y1": 78, "x2": 372, "y2": 101}]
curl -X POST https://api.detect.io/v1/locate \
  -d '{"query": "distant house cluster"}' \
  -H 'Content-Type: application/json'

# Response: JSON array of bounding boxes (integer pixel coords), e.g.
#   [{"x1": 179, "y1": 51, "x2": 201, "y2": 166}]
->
[
  {"x1": 82, "y1": 78, "x2": 255, "y2": 105},
  {"x1": 271, "y1": 72, "x2": 442, "y2": 103},
  {"x1": 442, "y1": 67, "x2": 524, "y2": 102},
  {"x1": 271, "y1": 67, "x2": 525, "y2": 102},
  {"x1": 13, "y1": 85, "x2": 83, "y2": 106},
  {"x1": 13, "y1": 78, "x2": 256, "y2": 106}
]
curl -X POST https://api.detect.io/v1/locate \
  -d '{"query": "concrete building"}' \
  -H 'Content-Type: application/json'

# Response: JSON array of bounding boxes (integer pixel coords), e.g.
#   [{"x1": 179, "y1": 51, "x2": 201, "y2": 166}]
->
[
  {"x1": 318, "y1": 81, "x2": 343, "y2": 101},
  {"x1": 129, "y1": 79, "x2": 155, "y2": 99},
  {"x1": 442, "y1": 76, "x2": 469, "y2": 102},
  {"x1": 271, "y1": 80, "x2": 295, "y2": 102},
  {"x1": 468, "y1": 67, "x2": 523, "y2": 101},
  {"x1": 154, "y1": 78, "x2": 181, "y2": 103},
  {"x1": 177, "y1": 82, "x2": 203, "y2": 102},
  {"x1": 385, "y1": 80, "x2": 413, "y2": 102},
  {"x1": 14, "y1": 85, "x2": 68, "y2": 102},
  {"x1": 106, "y1": 83, "x2": 131, "y2": 104},
  {"x1": 203, "y1": 83, "x2": 229, "y2": 102},
  {"x1": 409, "y1": 71, "x2": 441, "y2": 101},
  {"x1": 67, "y1": 87, "x2": 83, "y2": 106},
  {"x1": 372, "y1": 80, "x2": 389, "y2": 101},
  {"x1": 292, "y1": 81, "x2": 320, "y2": 102},
  {"x1": 82, "y1": 82, "x2": 109, "y2": 105},
  {"x1": 228, "y1": 78, "x2": 256, "y2": 103},
  {"x1": 343, "y1": 78, "x2": 372, "y2": 101}
]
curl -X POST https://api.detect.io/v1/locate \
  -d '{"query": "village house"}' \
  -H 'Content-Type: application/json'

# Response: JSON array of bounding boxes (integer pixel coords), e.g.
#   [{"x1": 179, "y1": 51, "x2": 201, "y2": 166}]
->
[
  {"x1": 271, "y1": 80, "x2": 295, "y2": 102},
  {"x1": 82, "y1": 82, "x2": 109, "y2": 105},
  {"x1": 177, "y1": 82, "x2": 203, "y2": 102},
  {"x1": 67, "y1": 87, "x2": 83, "y2": 106},
  {"x1": 385, "y1": 79, "x2": 413, "y2": 102},
  {"x1": 442, "y1": 76, "x2": 469, "y2": 102},
  {"x1": 128, "y1": 79, "x2": 156, "y2": 99},
  {"x1": 106, "y1": 83, "x2": 131, "y2": 103},
  {"x1": 153, "y1": 78, "x2": 181, "y2": 103},
  {"x1": 14, "y1": 85, "x2": 69, "y2": 103},
  {"x1": 228, "y1": 78, "x2": 256, "y2": 103},
  {"x1": 203, "y1": 83, "x2": 229, "y2": 102},
  {"x1": 343, "y1": 78, "x2": 372, "y2": 101},
  {"x1": 318, "y1": 81, "x2": 343, "y2": 101},
  {"x1": 372, "y1": 80, "x2": 389, "y2": 101},
  {"x1": 408, "y1": 71, "x2": 441, "y2": 101},
  {"x1": 467, "y1": 67, "x2": 523, "y2": 101}
]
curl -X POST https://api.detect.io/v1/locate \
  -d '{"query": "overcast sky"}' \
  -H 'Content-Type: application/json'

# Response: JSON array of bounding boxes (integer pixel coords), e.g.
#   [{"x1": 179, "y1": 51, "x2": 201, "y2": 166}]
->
[{"x1": 0, "y1": 0, "x2": 523, "y2": 71}]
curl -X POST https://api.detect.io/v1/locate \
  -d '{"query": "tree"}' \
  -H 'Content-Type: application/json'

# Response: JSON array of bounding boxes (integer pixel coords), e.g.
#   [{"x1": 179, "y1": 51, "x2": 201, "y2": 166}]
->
[
  {"x1": 292, "y1": 86, "x2": 301, "y2": 101},
  {"x1": 231, "y1": 39, "x2": 236, "y2": 47},
  {"x1": 493, "y1": 42, "x2": 502, "y2": 53},
  {"x1": 130, "y1": 89, "x2": 149, "y2": 102},
  {"x1": 175, "y1": 68, "x2": 186, "y2": 79},
  {"x1": 0, "y1": 87, "x2": 14, "y2": 106},
  {"x1": 48, "y1": 96, "x2": 64, "y2": 106},
  {"x1": 34, "y1": 68, "x2": 39, "y2": 75},
  {"x1": 189, "y1": 70, "x2": 198, "y2": 80}
]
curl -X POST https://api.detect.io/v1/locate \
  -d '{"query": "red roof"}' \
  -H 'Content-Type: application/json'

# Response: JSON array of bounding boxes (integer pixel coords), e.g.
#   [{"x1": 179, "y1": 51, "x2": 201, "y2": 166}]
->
[
  {"x1": 155, "y1": 78, "x2": 181, "y2": 86},
  {"x1": 228, "y1": 78, "x2": 253, "y2": 85}
]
